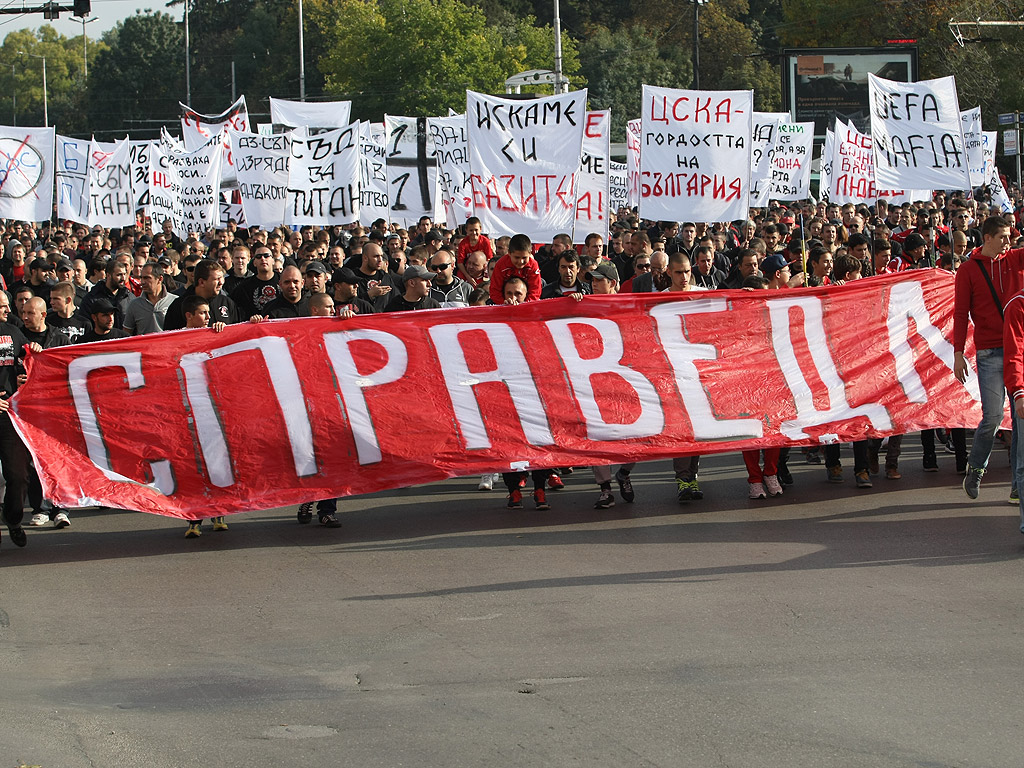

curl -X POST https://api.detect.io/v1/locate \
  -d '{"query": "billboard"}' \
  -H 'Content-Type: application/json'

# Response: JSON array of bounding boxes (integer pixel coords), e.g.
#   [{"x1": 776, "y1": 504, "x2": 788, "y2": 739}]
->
[{"x1": 783, "y1": 47, "x2": 918, "y2": 139}]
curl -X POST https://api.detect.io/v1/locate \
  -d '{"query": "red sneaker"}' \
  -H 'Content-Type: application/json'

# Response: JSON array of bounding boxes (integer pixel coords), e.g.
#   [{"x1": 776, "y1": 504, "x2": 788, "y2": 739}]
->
[
  {"x1": 547, "y1": 473, "x2": 564, "y2": 490},
  {"x1": 507, "y1": 490, "x2": 523, "y2": 509},
  {"x1": 533, "y1": 489, "x2": 551, "y2": 510}
]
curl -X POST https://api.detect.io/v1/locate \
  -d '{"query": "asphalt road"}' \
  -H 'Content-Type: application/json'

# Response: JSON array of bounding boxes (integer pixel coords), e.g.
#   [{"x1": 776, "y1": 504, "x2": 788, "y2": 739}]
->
[{"x1": 1, "y1": 441, "x2": 1021, "y2": 768}]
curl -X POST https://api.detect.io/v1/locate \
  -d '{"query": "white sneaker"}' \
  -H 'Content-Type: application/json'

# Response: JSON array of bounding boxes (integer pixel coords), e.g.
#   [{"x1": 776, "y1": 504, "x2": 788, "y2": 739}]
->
[
  {"x1": 748, "y1": 482, "x2": 766, "y2": 499},
  {"x1": 478, "y1": 474, "x2": 493, "y2": 491},
  {"x1": 29, "y1": 512, "x2": 49, "y2": 526},
  {"x1": 763, "y1": 475, "x2": 784, "y2": 497},
  {"x1": 53, "y1": 512, "x2": 71, "y2": 529}
]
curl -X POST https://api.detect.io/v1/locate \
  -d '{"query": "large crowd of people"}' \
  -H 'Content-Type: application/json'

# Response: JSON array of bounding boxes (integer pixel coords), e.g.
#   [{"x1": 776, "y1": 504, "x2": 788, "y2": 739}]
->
[{"x1": 0, "y1": 182, "x2": 1022, "y2": 545}]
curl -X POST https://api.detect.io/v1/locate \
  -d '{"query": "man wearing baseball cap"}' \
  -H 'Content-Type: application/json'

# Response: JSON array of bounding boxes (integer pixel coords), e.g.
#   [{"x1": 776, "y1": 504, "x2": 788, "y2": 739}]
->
[
  {"x1": 385, "y1": 265, "x2": 441, "y2": 312},
  {"x1": 331, "y1": 268, "x2": 375, "y2": 317}
]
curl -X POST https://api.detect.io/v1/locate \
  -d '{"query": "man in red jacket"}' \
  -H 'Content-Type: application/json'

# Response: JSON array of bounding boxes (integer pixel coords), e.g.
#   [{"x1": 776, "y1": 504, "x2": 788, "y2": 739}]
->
[
  {"x1": 488, "y1": 233, "x2": 543, "y2": 305},
  {"x1": 1002, "y1": 288, "x2": 1024, "y2": 534},
  {"x1": 954, "y1": 216, "x2": 1024, "y2": 500}
]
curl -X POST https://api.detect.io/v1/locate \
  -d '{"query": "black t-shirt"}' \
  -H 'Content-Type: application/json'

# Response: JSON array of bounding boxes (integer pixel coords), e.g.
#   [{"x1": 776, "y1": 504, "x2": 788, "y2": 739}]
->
[
  {"x1": 47, "y1": 312, "x2": 92, "y2": 344},
  {"x1": 0, "y1": 322, "x2": 29, "y2": 398},
  {"x1": 231, "y1": 274, "x2": 280, "y2": 318},
  {"x1": 385, "y1": 294, "x2": 441, "y2": 312},
  {"x1": 163, "y1": 289, "x2": 239, "y2": 330},
  {"x1": 335, "y1": 296, "x2": 376, "y2": 316},
  {"x1": 265, "y1": 296, "x2": 310, "y2": 319},
  {"x1": 23, "y1": 326, "x2": 70, "y2": 350},
  {"x1": 78, "y1": 328, "x2": 131, "y2": 344}
]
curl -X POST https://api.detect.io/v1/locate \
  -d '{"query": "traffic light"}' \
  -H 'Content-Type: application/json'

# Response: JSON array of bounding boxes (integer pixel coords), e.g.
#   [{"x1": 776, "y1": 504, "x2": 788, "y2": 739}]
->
[
  {"x1": 73, "y1": 0, "x2": 90, "y2": 18},
  {"x1": 43, "y1": 2, "x2": 59, "y2": 20}
]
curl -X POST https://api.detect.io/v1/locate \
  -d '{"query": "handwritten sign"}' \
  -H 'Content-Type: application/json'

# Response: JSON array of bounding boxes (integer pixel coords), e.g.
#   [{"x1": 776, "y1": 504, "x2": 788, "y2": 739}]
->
[
  {"x1": 626, "y1": 118, "x2": 641, "y2": 209},
  {"x1": 0, "y1": 126, "x2": 54, "y2": 222},
  {"x1": 830, "y1": 120, "x2": 926, "y2": 205},
  {"x1": 358, "y1": 121, "x2": 389, "y2": 227},
  {"x1": 768, "y1": 121, "x2": 814, "y2": 201},
  {"x1": 229, "y1": 130, "x2": 291, "y2": 228},
  {"x1": 286, "y1": 126, "x2": 360, "y2": 226},
  {"x1": 181, "y1": 96, "x2": 249, "y2": 188},
  {"x1": 149, "y1": 133, "x2": 223, "y2": 238},
  {"x1": 750, "y1": 111, "x2": 788, "y2": 207},
  {"x1": 960, "y1": 107, "x2": 986, "y2": 188},
  {"x1": 868, "y1": 74, "x2": 970, "y2": 192},
  {"x1": 574, "y1": 110, "x2": 611, "y2": 239},
  {"x1": 466, "y1": 89, "x2": 587, "y2": 241},
  {"x1": 88, "y1": 138, "x2": 134, "y2": 228},
  {"x1": 385, "y1": 115, "x2": 439, "y2": 229},
  {"x1": 428, "y1": 114, "x2": 471, "y2": 229},
  {"x1": 639, "y1": 85, "x2": 752, "y2": 222},
  {"x1": 609, "y1": 161, "x2": 628, "y2": 213}
]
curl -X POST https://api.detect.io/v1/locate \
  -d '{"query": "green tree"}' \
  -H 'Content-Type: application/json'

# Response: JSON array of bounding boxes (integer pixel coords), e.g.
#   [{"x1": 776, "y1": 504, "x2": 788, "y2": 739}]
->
[
  {"x1": 578, "y1": 24, "x2": 692, "y2": 140},
  {"x1": 0, "y1": 26, "x2": 100, "y2": 133},
  {"x1": 309, "y1": 0, "x2": 580, "y2": 120},
  {"x1": 86, "y1": 12, "x2": 184, "y2": 136}
]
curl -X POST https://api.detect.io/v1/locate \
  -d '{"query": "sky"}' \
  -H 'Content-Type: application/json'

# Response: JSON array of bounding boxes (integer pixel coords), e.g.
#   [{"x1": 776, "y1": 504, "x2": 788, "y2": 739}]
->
[{"x1": 0, "y1": 0, "x2": 175, "y2": 39}]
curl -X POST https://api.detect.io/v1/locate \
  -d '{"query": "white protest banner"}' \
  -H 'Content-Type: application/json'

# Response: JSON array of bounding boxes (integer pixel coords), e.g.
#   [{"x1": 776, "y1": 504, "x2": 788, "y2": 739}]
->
[
  {"x1": 385, "y1": 115, "x2": 439, "y2": 229},
  {"x1": 87, "y1": 138, "x2": 135, "y2": 228},
  {"x1": 960, "y1": 107, "x2": 985, "y2": 188},
  {"x1": 819, "y1": 128, "x2": 834, "y2": 202},
  {"x1": 269, "y1": 98, "x2": 352, "y2": 131},
  {"x1": 129, "y1": 140, "x2": 152, "y2": 212},
  {"x1": 428, "y1": 114, "x2": 471, "y2": 229},
  {"x1": 626, "y1": 118, "x2": 641, "y2": 208},
  {"x1": 639, "y1": 85, "x2": 752, "y2": 222},
  {"x1": 983, "y1": 131, "x2": 1013, "y2": 213},
  {"x1": 286, "y1": 126, "x2": 360, "y2": 226},
  {"x1": 0, "y1": 126, "x2": 54, "y2": 222},
  {"x1": 358, "y1": 121, "x2": 389, "y2": 227},
  {"x1": 219, "y1": 189, "x2": 247, "y2": 227},
  {"x1": 55, "y1": 134, "x2": 89, "y2": 223},
  {"x1": 831, "y1": 120, "x2": 926, "y2": 205},
  {"x1": 609, "y1": 161, "x2": 628, "y2": 213},
  {"x1": 575, "y1": 109, "x2": 611, "y2": 240},
  {"x1": 868, "y1": 73, "x2": 970, "y2": 191},
  {"x1": 149, "y1": 133, "x2": 223, "y2": 238},
  {"x1": 750, "y1": 111, "x2": 788, "y2": 207},
  {"x1": 181, "y1": 96, "x2": 249, "y2": 188},
  {"x1": 229, "y1": 130, "x2": 291, "y2": 228},
  {"x1": 466, "y1": 89, "x2": 587, "y2": 241},
  {"x1": 768, "y1": 121, "x2": 814, "y2": 201}
]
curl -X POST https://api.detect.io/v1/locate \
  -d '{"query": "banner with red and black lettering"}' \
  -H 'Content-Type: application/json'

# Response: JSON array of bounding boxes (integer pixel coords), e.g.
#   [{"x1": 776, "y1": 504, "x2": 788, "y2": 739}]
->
[
  {"x1": 466, "y1": 89, "x2": 587, "y2": 242},
  {"x1": 12, "y1": 271, "x2": 980, "y2": 520},
  {"x1": 639, "y1": 85, "x2": 752, "y2": 222}
]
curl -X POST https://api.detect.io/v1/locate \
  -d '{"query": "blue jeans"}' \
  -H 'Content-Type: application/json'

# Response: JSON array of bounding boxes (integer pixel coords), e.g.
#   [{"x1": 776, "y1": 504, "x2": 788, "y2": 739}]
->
[
  {"x1": 968, "y1": 348, "x2": 1008, "y2": 470},
  {"x1": 1014, "y1": 408, "x2": 1024, "y2": 532}
]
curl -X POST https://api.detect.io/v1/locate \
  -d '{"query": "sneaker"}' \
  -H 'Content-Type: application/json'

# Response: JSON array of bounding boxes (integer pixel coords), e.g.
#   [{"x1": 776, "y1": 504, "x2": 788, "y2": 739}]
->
[
  {"x1": 944, "y1": 437, "x2": 956, "y2": 454},
  {"x1": 804, "y1": 447, "x2": 822, "y2": 464},
  {"x1": 615, "y1": 469, "x2": 635, "y2": 502},
  {"x1": 868, "y1": 449, "x2": 880, "y2": 475},
  {"x1": 297, "y1": 501, "x2": 314, "y2": 524},
  {"x1": 923, "y1": 454, "x2": 939, "y2": 472},
  {"x1": 547, "y1": 474, "x2": 564, "y2": 490},
  {"x1": 560, "y1": 467, "x2": 574, "y2": 475},
  {"x1": 963, "y1": 465, "x2": 984, "y2": 499},
  {"x1": 827, "y1": 466, "x2": 843, "y2": 484},
  {"x1": 1010, "y1": 488, "x2": 1019, "y2": 506},
  {"x1": 29, "y1": 513, "x2": 48, "y2": 527},
  {"x1": 594, "y1": 490, "x2": 615, "y2": 509},
  {"x1": 676, "y1": 478, "x2": 694, "y2": 503},
  {"x1": 764, "y1": 475, "x2": 784, "y2": 496},
  {"x1": 518, "y1": 475, "x2": 527, "y2": 488},
  {"x1": 8, "y1": 526, "x2": 26, "y2": 547},
  {"x1": 212, "y1": 516, "x2": 229, "y2": 531},
  {"x1": 855, "y1": 470, "x2": 873, "y2": 488},
  {"x1": 507, "y1": 490, "x2": 523, "y2": 510},
  {"x1": 477, "y1": 474, "x2": 493, "y2": 491},
  {"x1": 319, "y1": 513, "x2": 342, "y2": 528},
  {"x1": 885, "y1": 466, "x2": 902, "y2": 480},
  {"x1": 53, "y1": 512, "x2": 71, "y2": 529},
  {"x1": 748, "y1": 482, "x2": 766, "y2": 499},
  {"x1": 777, "y1": 465, "x2": 794, "y2": 486},
  {"x1": 185, "y1": 522, "x2": 202, "y2": 538},
  {"x1": 690, "y1": 479, "x2": 704, "y2": 500},
  {"x1": 533, "y1": 489, "x2": 550, "y2": 511}
]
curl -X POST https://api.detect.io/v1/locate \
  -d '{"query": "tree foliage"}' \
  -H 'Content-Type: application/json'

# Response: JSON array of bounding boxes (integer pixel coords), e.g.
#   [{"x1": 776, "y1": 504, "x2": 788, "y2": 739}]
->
[
  {"x1": 86, "y1": 12, "x2": 183, "y2": 135},
  {"x1": 309, "y1": 0, "x2": 579, "y2": 120}
]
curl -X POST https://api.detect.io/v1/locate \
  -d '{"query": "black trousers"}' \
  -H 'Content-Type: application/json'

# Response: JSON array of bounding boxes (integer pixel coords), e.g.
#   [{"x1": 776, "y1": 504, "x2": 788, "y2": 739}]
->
[{"x1": 0, "y1": 413, "x2": 29, "y2": 529}]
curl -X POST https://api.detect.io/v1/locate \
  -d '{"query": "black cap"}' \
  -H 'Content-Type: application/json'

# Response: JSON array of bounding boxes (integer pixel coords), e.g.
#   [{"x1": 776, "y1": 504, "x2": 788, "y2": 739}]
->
[
  {"x1": 331, "y1": 267, "x2": 360, "y2": 285},
  {"x1": 426, "y1": 230, "x2": 443, "y2": 243},
  {"x1": 90, "y1": 298, "x2": 116, "y2": 314},
  {"x1": 53, "y1": 258, "x2": 74, "y2": 272},
  {"x1": 304, "y1": 260, "x2": 328, "y2": 275}
]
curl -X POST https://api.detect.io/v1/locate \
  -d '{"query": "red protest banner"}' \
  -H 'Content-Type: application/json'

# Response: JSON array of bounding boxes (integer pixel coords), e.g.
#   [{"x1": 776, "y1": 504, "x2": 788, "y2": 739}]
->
[{"x1": 11, "y1": 270, "x2": 979, "y2": 520}]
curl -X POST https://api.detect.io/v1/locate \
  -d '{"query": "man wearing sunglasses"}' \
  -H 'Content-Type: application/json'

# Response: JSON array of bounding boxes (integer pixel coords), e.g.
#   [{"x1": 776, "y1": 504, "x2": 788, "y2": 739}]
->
[{"x1": 427, "y1": 250, "x2": 472, "y2": 308}]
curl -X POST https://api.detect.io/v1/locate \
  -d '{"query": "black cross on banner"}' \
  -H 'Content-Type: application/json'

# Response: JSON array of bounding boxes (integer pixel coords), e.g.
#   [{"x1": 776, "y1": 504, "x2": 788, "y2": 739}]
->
[{"x1": 386, "y1": 116, "x2": 436, "y2": 225}]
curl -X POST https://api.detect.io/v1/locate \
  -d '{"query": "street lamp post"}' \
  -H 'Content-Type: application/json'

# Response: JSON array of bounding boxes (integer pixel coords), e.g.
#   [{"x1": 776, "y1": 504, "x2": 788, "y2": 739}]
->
[
  {"x1": 184, "y1": 1, "x2": 191, "y2": 105},
  {"x1": 298, "y1": 0, "x2": 306, "y2": 101},
  {"x1": 17, "y1": 51, "x2": 47, "y2": 128},
  {"x1": 692, "y1": 0, "x2": 708, "y2": 89}
]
